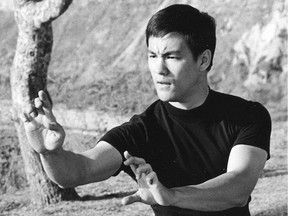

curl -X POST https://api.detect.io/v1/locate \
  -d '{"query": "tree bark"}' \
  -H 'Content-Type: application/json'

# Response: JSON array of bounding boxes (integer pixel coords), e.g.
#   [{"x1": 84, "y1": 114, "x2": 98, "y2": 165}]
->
[{"x1": 10, "y1": 0, "x2": 78, "y2": 205}]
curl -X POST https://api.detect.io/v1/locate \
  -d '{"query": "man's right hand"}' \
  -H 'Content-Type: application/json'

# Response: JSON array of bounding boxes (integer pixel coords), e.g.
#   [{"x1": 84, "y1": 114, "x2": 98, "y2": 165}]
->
[{"x1": 21, "y1": 90, "x2": 65, "y2": 154}]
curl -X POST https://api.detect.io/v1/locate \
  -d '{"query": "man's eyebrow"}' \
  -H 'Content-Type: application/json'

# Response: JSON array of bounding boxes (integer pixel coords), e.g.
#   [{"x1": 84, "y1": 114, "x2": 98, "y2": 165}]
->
[
  {"x1": 147, "y1": 49, "x2": 155, "y2": 54},
  {"x1": 165, "y1": 51, "x2": 182, "y2": 55},
  {"x1": 147, "y1": 49, "x2": 182, "y2": 55}
]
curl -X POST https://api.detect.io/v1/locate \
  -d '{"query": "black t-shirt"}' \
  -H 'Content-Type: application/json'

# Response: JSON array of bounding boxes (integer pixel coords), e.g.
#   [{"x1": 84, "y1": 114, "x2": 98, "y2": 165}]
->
[{"x1": 99, "y1": 90, "x2": 271, "y2": 216}]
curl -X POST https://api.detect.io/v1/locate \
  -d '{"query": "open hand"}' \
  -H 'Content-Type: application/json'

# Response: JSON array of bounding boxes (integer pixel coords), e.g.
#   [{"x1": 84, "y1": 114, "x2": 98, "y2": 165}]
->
[
  {"x1": 122, "y1": 151, "x2": 173, "y2": 206},
  {"x1": 20, "y1": 90, "x2": 65, "y2": 154}
]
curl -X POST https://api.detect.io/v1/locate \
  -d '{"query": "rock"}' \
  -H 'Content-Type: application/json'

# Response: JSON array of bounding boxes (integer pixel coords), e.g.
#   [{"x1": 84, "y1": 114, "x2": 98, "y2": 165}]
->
[
  {"x1": 0, "y1": 1, "x2": 14, "y2": 11},
  {"x1": 232, "y1": 1, "x2": 287, "y2": 91}
]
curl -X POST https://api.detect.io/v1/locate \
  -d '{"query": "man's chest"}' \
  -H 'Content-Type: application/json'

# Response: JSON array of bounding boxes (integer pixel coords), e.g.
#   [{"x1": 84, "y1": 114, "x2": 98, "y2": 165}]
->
[{"x1": 142, "y1": 119, "x2": 236, "y2": 187}]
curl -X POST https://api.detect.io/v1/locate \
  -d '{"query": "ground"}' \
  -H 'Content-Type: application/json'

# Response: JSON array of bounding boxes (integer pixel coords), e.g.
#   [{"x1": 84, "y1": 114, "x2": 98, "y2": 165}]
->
[
  {"x1": 0, "y1": 168, "x2": 287, "y2": 216},
  {"x1": 0, "y1": 107, "x2": 287, "y2": 216},
  {"x1": 0, "y1": 0, "x2": 286, "y2": 215}
]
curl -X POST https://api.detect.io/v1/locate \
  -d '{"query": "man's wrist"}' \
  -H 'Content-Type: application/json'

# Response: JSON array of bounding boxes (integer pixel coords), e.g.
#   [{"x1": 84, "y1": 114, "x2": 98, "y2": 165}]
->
[
  {"x1": 39, "y1": 147, "x2": 63, "y2": 156},
  {"x1": 166, "y1": 188, "x2": 179, "y2": 206},
  {"x1": 155, "y1": 184, "x2": 178, "y2": 206}
]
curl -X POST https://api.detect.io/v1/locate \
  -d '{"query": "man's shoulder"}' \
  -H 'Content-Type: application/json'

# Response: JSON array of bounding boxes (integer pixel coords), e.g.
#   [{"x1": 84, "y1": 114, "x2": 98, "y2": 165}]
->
[
  {"x1": 210, "y1": 90, "x2": 270, "y2": 122},
  {"x1": 210, "y1": 90, "x2": 248, "y2": 105},
  {"x1": 138, "y1": 100, "x2": 164, "y2": 117},
  {"x1": 129, "y1": 100, "x2": 163, "y2": 124}
]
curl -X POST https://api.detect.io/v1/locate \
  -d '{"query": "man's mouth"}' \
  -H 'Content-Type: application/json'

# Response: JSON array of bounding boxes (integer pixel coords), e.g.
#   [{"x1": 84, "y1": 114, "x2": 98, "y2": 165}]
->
[{"x1": 157, "y1": 81, "x2": 171, "y2": 85}]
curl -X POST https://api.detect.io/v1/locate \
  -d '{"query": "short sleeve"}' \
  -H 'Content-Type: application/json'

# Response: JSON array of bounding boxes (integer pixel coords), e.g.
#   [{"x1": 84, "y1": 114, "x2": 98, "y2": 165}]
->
[
  {"x1": 98, "y1": 115, "x2": 147, "y2": 176},
  {"x1": 233, "y1": 102, "x2": 271, "y2": 159}
]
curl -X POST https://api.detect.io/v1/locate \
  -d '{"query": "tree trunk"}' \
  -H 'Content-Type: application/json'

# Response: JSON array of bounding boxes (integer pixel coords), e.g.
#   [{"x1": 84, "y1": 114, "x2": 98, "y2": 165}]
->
[{"x1": 10, "y1": 0, "x2": 78, "y2": 205}]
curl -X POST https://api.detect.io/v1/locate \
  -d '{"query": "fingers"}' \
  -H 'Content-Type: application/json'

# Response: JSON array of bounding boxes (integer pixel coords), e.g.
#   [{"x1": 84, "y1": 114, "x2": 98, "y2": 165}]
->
[
  {"x1": 38, "y1": 90, "x2": 52, "y2": 110},
  {"x1": 24, "y1": 104, "x2": 38, "y2": 119},
  {"x1": 33, "y1": 97, "x2": 44, "y2": 116},
  {"x1": 124, "y1": 151, "x2": 146, "y2": 178},
  {"x1": 20, "y1": 90, "x2": 57, "y2": 131},
  {"x1": 146, "y1": 171, "x2": 157, "y2": 185},
  {"x1": 124, "y1": 151, "x2": 146, "y2": 166},
  {"x1": 34, "y1": 90, "x2": 56, "y2": 122},
  {"x1": 22, "y1": 90, "x2": 51, "y2": 119},
  {"x1": 123, "y1": 151, "x2": 131, "y2": 159},
  {"x1": 124, "y1": 151, "x2": 137, "y2": 174},
  {"x1": 124, "y1": 151, "x2": 155, "y2": 180},
  {"x1": 135, "y1": 164, "x2": 153, "y2": 180},
  {"x1": 121, "y1": 192, "x2": 141, "y2": 205},
  {"x1": 34, "y1": 97, "x2": 43, "y2": 109}
]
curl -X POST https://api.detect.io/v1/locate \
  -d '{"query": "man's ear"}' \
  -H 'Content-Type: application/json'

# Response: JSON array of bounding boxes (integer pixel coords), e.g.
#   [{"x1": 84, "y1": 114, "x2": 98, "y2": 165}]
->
[{"x1": 199, "y1": 49, "x2": 211, "y2": 72}]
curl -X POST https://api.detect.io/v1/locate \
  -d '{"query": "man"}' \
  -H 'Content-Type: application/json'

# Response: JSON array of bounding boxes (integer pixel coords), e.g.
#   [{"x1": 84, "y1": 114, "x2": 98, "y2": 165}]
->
[{"x1": 22, "y1": 4, "x2": 271, "y2": 216}]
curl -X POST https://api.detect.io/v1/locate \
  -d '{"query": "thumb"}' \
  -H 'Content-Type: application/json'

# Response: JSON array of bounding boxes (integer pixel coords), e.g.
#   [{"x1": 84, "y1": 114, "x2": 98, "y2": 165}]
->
[
  {"x1": 121, "y1": 192, "x2": 141, "y2": 205},
  {"x1": 20, "y1": 113, "x2": 39, "y2": 134},
  {"x1": 20, "y1": 112, "x2": 32, "y2": 124}
]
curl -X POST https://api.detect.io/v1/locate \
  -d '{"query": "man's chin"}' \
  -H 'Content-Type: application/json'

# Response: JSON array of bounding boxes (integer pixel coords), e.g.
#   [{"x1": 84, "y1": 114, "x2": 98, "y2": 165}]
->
[{"x1": 157, "y1": 94, "x2": 173, "y2": 102}]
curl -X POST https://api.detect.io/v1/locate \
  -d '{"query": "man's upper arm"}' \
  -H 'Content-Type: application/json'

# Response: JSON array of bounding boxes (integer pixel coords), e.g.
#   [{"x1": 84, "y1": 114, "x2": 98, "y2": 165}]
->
[
  {"x1": 227, "y1": 144, "x2": 267, "y2": 196},
  {"x1": 79, "y1": 141, "x2": 123, "y2": 184}
]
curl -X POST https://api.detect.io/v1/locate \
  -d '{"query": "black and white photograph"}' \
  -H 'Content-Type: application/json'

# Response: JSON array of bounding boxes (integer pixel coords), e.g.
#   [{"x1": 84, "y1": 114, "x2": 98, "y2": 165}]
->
[{"x1": 0, "y1": 0, "x2": 287, "y2": 215}]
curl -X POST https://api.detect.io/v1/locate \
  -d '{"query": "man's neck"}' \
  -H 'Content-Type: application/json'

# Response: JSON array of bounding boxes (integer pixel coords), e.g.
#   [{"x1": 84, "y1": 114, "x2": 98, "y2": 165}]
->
[{"x1": 169, "y1": 85, "x2": 210, "y2": 110}]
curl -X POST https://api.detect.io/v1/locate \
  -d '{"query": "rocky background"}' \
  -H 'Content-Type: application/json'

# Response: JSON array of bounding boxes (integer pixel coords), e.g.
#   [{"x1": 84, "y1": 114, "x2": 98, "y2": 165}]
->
[
  {"x1": 0, "y1": 1, "x2": 287, "y2": 215},
  {"x1": 0, "y1": 0, "x2": 287, "y2": 173},
  {"x1": 0, "y1": 0, "x2": 287, "y2": 115}
]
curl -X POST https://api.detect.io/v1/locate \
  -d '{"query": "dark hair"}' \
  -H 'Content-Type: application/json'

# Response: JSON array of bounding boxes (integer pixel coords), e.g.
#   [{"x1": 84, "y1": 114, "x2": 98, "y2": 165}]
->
[{"x1": 146, "y1": 4, "x2": 216, "y2": 71}]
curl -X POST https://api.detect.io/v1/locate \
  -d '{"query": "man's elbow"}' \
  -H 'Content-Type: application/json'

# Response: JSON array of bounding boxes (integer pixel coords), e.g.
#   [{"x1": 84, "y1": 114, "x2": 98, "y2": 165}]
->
[
  {"x1": 225, "y1": 184, "x2": 252, "y2": 208},
  {"x1": 57, "y1": 182, "x2": 74, "y2": 189},
  {"x1": 57, "y1": 183, "x2": 67, "y2": 189},
  {"x1": 48, "y1": 176, "x2": 79, "y2": 189},
  {"x1": 230, "y1": 193, "x2": 250, "y2": 208}
]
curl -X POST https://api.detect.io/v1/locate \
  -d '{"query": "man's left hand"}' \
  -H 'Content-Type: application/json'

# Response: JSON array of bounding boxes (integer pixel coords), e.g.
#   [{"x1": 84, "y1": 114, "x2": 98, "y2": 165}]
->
[{"x1": 122, "y1": 151, "x2": 174, "y2": 206}]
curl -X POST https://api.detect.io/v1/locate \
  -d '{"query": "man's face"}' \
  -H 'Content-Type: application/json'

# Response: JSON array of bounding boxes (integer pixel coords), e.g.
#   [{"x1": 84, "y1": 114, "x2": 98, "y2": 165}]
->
[{"x1": 148, "y1": 32, "x2": 205, "y2": 105}]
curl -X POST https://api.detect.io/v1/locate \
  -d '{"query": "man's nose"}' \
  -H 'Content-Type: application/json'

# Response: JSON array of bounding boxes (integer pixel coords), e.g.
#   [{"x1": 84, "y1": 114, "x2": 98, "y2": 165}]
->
[{"x1": 154, "y1": 58, "x2": 169, "y2": 75}]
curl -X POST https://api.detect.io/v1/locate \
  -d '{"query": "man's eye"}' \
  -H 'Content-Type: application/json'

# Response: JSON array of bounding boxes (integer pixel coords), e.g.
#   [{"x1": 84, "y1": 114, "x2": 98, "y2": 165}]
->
[
  {"x1": 148, "y1": 55, "x2": 156, "y2": 58},
  {"x1": 167, "y1": 56, "x2": 178, "y2": 59}
]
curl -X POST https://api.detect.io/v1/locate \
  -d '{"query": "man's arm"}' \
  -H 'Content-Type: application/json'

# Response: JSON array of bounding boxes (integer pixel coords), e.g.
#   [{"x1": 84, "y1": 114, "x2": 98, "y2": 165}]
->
[
  {"x1": 169, "y1": 145, "x2": 267, "y2": 211},
  {"x1": 40, "y1": 141, "x2": 122, "y2": 188},
  {"x1": 123, "y1": 145, "x2": 267, "y2": 211},
  {"x1": 22, "y1": 90, "x2": 122, "y2": 188}
]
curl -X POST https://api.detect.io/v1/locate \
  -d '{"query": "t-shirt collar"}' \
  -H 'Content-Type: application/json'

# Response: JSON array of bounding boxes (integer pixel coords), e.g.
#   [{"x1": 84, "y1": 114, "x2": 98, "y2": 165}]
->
[{"x1": 163, "y1": 88, "x2": 213, "y2": 122}]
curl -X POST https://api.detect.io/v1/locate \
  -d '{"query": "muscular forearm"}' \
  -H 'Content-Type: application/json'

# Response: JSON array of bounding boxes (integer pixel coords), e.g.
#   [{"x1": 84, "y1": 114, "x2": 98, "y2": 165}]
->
[
  {"x1": 124, "y1": 145, "x2": 266, "y2": 210},
  {"x1": 40, "y1": 141, "x2": 122, "y2": 188},
  {"x1": 165, "y1": 145, "x2": 267, "y2": 211},
  {"x1": 169, "y1": 171, "x2": 253, "y2": 211},
  {"x1": 40, "y1": 148, "x2": 90, "y2": 188}
]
